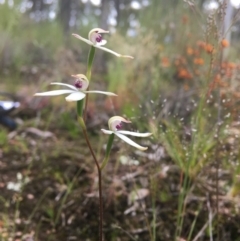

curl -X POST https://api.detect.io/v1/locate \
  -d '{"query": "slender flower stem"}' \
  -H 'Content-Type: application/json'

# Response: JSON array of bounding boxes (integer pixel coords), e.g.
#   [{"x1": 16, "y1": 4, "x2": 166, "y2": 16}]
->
[
  {"x1": 101, "y1": 133, "x2": 114, "y2": 170},
  {"x1": 77, "y1": 99, "x2": 84, "y2": 117},
  {"x1": 78, "y1": 45, "x2": 102, "y2": 240},
  {"x1": 78, "y1": 116, "x2": 103, "y2": 241},
  {"x1": 84, "y1": 46, "x2": 96, "y2": 121}
]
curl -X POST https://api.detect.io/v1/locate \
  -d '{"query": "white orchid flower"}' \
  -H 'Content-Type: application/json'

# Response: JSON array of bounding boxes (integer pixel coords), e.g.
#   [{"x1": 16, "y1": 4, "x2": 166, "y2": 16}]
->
[
  {"x1": 101, "y1": 116, "x2": 152, "y2": 151},
  {"x1": 34, "y1": 74, "x2": 117, "y2": 102},
  {"x1": 72, "y1": 28, "x2": 133, "y2": 59}
]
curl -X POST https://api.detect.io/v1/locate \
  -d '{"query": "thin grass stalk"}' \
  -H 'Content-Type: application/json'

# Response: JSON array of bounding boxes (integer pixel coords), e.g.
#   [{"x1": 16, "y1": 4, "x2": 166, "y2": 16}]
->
[
  {"x1": 151, "y1": 176, "x2": 157, "y2": 241},
  {"x1": 187, "y1": 203, "x2": 202, "y2": 241},
  {"x1": 214, "y1": 2, "x2": 228, "y2": 237},
  {"x1": 54, "y1": 170, "x2": 82, "y2": 226},
  {"x1": 24, "y1": 188, "x2": 49, "y2": 233},
  {"x1": 131, "y1": 171, "x2": 153, "y2": 241},
  {"x1": 175, "y1": 158, "x2": 192, "y2": 240}
]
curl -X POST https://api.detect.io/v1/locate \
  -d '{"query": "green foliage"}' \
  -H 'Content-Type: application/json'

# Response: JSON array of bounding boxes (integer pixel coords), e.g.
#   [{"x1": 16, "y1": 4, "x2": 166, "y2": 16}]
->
[
  {"x1": 159, "y1": 119, "x2": 218, "y2": 177},
  {"x1": 0, "y1": 3, "x2": 64, "y2": 72},
  {"x1": 57, "y1": 112, "x2": 81, "y2": 139},
  {"x1": 0, "y1": 129, "x2": 8, "y2": 146}
]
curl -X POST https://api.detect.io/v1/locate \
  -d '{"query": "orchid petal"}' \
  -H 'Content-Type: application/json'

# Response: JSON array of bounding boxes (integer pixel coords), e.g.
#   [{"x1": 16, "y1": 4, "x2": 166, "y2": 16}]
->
[
  {"x1": 117, "y1": 131, "x2": 152, "y2": 137},
  {"x1": 95, "y1": 40, "x2": 107, "y2": 46},
  {"x1": 65, "y1": 92, "x2": 86, "y2": 102},
  {"x1": 95, "y1": 45, "x2": 134, "y2": 59},
  {"x1": 115, "y1": 132, "x2": 148, "y2": 151},
  {"x1": 72, "y1": 34, "x2": 93, "y2": 45},
  {"x1": 89, "y1": 28, "x2": 109, "y2": 35},
  {"x1": 51, "y1": 82, "x2": 78, "y2": 91},
  {"x1": 101, "y1": 129, "x2": 114, "y2": 135},
  {"x1": 34, "y1": 90, "x2": 74, "y2": 96},
  {"x1": 84, "y1": 90, "x2": 117, "y2": 96}
]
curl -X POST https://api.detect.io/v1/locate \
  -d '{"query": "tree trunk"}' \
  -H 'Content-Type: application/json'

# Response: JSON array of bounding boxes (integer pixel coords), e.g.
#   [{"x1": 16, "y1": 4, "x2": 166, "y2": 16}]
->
[{"x1": 58, "y1": 0, "x2": 72, "y2": 34}]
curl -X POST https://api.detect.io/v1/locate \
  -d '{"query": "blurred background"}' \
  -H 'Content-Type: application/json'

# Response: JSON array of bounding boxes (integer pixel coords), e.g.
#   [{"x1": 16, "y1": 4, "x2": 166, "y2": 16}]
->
[
  {"x1": 1, "y1": 0, "x2": 240, "y2": 240},
  {"x1": 1, "y1": 0, "x2": 240, "y2": 117}
]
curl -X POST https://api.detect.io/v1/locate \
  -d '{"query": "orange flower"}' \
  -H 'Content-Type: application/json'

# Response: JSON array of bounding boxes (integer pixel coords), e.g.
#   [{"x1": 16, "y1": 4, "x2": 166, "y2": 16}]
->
[
  {"x1": 177, "y1": 68, "x2": 192, "y2": 80},
  {"x1": 193, "y1": 58, "x2": 204, "y2": 65},
  {"x1": 214, "y1": 74, "x2": 229, "y2": 87},
  {"x1": 186, "y1": 47, "x2": 194, "y2": 55},
  {"x1": 227, "y1": 62, "x2": 236, "y2": 69},
  {"x1": 161, "y1": 57, "x2": 170, "y2": 67},
  {"x1": 174, "y1": 57, "x2": 186, "y2": 66},
  {"x1": 214, "y1": 74, "x2": 221, "y2": 84},
  {"x1": 182, "y1": 15, "x2": 189, "y2": 24},
  {"x1": 221, "y1": 39, "x2": 229, "y2": 48},
  {"x1": 197, "y1": 40, "x2": 206, "y2": 49},
  {"x1": 205, "y1": 43, "x2": 214, "y2": 54}
]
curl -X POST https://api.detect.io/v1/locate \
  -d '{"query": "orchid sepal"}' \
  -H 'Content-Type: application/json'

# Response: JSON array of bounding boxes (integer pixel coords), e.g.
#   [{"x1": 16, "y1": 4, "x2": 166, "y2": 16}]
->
[
  {"x1": 115, "y1": 132, "x2": 149, "y2": 151},
  {"x1": 84, "y1": 90, "x2": 117, "y2": 96},
  {"x1": 34, "y1": 89, "x2": 74, "y2": 96},
  {"x1": 117, "y1": 130, "x2": 152, "y2": 137},
  {"x1": 94, "y1": 45, "x2": 134, "y2": 59},
  {"x1": 72, "y1": 33, "x2": 93, "y2": 45}
]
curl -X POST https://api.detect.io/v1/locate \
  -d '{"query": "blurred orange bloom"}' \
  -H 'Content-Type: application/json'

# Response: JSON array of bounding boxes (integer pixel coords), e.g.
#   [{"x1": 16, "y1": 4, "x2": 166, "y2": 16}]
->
[
  {"x1": 205, "y1": 43, "x2": 214, "y2": 54},
  {"x1": 214, "y1": 74, "x2": 221, "y2": 84},
  {"x1": 227, "y1": 62, "x2": 236, "y2": 69},
  {"x1": 197, "y1": 40, "x2": 206, "y2": 49},
  {"x1": 193, "y1": 58, "x2": 204, "y2": 65},
  {"x1": 177, "y1": 68, "x2": 192, "y2": 80},
  {"x1": 186, "y1": 47, "x2": 194, "y2": 55},
  {"x1": 221, "y1": 39, "x2": 229, "y2": 48},
  {"x1": 182, "y1": 15, "x2": 189, "y2": 24},
  {"x1": 161, "y1": 57, "x2": 170, "y2": 67},
  {"x1": 214, "y1": 74, "x2": 229, "y2": 87},
  {"x1": 174, "y1": 57, "x2": 186, "y2": 66}
]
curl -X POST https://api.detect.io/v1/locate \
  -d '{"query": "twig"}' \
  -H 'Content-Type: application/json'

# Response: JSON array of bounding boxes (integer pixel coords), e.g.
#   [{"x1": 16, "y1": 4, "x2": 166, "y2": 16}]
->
[{"x1": 192, "y1": 212, "x2": 216, "y2": 241}]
